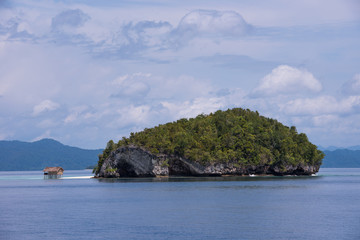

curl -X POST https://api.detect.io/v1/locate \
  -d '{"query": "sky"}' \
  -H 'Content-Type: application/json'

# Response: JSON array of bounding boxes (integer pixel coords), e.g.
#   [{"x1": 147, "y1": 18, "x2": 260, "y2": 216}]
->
[{"x1": 0, "y1": 0, "x2": 359, "y2": 149}]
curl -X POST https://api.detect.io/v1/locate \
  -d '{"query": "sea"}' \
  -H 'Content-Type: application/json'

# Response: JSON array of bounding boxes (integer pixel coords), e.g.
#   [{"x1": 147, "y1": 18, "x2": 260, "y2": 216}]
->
[{"x1": 0, "y1": 168, "x2": 359, "y2": 240}]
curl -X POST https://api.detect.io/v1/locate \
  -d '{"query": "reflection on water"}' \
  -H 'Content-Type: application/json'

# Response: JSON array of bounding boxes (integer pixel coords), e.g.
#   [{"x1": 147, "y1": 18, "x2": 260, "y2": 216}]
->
[
  {"x1": 43, "y1": 174, "x2": 63, "y2": 179},
  {"x1": 95, "y1": 174, "x2": 318, "y2": 184},
  {"x1": 0, "y1": 170, "x2": 93, "y2": 180}
]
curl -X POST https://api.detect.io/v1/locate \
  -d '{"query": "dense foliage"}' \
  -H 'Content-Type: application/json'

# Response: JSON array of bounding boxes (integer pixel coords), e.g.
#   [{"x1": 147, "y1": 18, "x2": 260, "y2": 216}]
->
[{"x1": 94, "y1": 108, "x2": 324, "y2": 174}]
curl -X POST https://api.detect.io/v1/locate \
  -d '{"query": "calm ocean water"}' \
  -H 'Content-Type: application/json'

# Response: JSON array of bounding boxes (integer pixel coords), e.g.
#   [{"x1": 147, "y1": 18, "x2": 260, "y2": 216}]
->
[{"x1": 0, "y1": 168, "x2": 359, "y2": 240}]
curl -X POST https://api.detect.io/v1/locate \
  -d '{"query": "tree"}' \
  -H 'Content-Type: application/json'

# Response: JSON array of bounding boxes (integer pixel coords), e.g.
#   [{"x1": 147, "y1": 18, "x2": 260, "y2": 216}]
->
[{"x1": 94, "y1": 107, "x2": 324, "y2": 173}]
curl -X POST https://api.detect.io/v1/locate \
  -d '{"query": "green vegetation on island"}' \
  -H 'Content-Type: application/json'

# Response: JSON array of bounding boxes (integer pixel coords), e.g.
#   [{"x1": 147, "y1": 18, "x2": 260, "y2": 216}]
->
[{"x1": 94, "y1": 108, "x2": 324, "y2": 175}]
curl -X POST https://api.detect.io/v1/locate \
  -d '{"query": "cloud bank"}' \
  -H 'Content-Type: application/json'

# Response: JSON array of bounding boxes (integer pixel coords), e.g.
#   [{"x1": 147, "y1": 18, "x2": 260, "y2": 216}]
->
[
  {"x1": 173, "y1": 10, "x2": 251, "y2": 43},
  {"x1": 0, "y1": 8, "x2": 253, "y2": 58},
  {"x1": 0, "y1": 1, "x2": 359, "y2": 149}
]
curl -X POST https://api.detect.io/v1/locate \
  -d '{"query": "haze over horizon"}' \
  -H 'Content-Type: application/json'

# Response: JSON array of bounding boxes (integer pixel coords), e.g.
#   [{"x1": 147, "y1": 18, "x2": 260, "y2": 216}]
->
[{"x1": 0, "y1": 0, "x2": 359, "y2": 149}]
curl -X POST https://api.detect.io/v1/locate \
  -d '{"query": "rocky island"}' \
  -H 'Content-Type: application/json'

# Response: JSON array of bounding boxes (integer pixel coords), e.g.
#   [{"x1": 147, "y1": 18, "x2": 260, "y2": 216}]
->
[{"x1": 94, "y1": 108, "x2": 324, "y2": 177}]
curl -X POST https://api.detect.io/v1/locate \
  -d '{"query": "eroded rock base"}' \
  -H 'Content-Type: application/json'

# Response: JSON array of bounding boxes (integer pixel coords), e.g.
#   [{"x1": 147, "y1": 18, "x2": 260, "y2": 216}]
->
[{"x1": 98, "y1": 145, "x2": 320, "y2": 178}]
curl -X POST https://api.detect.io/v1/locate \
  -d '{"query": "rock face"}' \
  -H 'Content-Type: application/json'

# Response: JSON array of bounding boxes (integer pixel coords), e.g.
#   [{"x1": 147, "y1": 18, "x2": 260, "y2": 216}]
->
[
  {"x1": 97, "y1": 145, "x2": 320, "y2": 178},
  {"x1": 99, "y1": 146, "x2": 168, "y2": 178}
]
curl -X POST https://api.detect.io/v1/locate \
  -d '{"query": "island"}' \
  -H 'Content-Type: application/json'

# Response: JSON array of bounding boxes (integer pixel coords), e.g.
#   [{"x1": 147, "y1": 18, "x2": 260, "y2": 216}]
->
[{"x1": 93, "y1": 108, "x2": 324, "y2": 177}]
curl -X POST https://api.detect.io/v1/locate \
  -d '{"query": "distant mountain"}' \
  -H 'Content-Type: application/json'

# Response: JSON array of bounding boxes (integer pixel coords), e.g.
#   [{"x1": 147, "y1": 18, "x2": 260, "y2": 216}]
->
[
  {"x1": 318, "y1": 145, "x2": 360, "y2": 151},
  {"x1": 2, "y1": 138, "x2": 358, "y2": 171},
  {"x1": 347, "y1": 146, "x2": 360, "y2": 151},
  {"x1": 0, "y1": 139, "x2": 103, "y2": 171},
  {"x1": 322, "y1": 149, "x2": 360, "y2": 168},
  {"x1": 318, "y1": 146, "x2": 342, "y2": 151}
]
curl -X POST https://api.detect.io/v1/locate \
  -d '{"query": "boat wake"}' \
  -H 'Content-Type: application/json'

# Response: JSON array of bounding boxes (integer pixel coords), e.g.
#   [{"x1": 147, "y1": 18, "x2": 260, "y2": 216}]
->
[{"x1": 62, "y1": 176, "x2": 93, "y2": 179}]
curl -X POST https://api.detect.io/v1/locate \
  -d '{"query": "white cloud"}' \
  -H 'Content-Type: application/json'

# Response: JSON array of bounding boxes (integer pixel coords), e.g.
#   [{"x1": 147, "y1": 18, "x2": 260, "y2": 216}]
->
[
  {"x1": 110, "y1": 72, "x2": 151, "y2": 99},
  {"x1": 0, "y1": 1, "x2": 359, "y2": 149},
  {"x1": 252, "y1": 65, "x2": 322, "y2": 97},
  {"x1": 342, "y1": 73, "x2": 360, "y2": 95},
  {"x1": 111, "y1": 104, "x2": 152, "y2": 127},
  {"x1": 110, "y1": 73, "x2": 213, "y2": 102},
  {"x1": 112, "y1": 75, "x2": 129, "y2": 85},
  {"x1": 148, "y1": 75, "x2": 213, "y2": 100},
  {"x1": 33, "y1": 100, "x2": 60, "y2": 116},
  {"x1": 177, "y1": 9, "x2": 250, "y2": 36},
  {"x1": 241, "y1": 0, "x2": 360, "y2": 27},
  {"x1": 37, "y1": 118, "x2": 59, "y2": 128},
  {"x1": 96, "y1": 9, "x2": 252, "y2": 53},
  {"x1": 93, "y1": 9, "x2": 252, "y2": 55},
  {"x1": 171, "y1": 9, "x2": 251, "y2": 46},
  {"x1": 111, "y1": 72, "x2": 152, "y2": 85},
  {"x1": 64, "y1": 114, "x2": 77, "y2": 124},
  {"x1": 51, "y1": 9, "x2": 90, "y2": 32},
  {"x1": 281, "y1": 95, "x2": 360, "y2": 116},
  {"x1": 64, "y1": 105, "x2": 90, "y2": 124},
  {"x1": 312, "y1": 114, "x2": 339, "y2": 127},
  {"x1": 121, "y1": 20, "x2": 172, "y2": 47},
  {"x1": 32, "y1": 130, "x2": 52, "y2": 142},
  {"x1": 161, "y1": 97, "x2": 225, "y2": 119}
]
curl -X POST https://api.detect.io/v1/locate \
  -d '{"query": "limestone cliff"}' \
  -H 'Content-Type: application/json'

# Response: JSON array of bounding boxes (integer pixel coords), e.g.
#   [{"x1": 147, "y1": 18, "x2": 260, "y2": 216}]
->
[{"x1": 97, "y1": 145, "x2": 320, "y2": 177}]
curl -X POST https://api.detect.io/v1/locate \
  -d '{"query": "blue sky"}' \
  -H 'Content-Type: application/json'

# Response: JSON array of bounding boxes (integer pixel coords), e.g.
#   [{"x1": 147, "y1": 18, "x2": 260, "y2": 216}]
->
[{"x1": 0, "y1": 0, "x2": 359, "y2": 149}]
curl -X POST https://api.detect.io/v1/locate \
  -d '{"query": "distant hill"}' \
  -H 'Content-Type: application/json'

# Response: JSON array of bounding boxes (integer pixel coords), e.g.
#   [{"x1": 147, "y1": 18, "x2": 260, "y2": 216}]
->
[
  {"x1": 322, "y1": 149, "x2": 360, "y2": 168},
  {"x1": 2, "y1": 138, "x2": 357, "y2": 171},
  {"x1": 347, "y1": 146, "x2": 360, "y2": 151},
  {"x1": 0, "y1": 139, "x2": 103, "y2": 171},
  {"x1": 318, "y1": 145, "x2": 360, "y2": 151}
]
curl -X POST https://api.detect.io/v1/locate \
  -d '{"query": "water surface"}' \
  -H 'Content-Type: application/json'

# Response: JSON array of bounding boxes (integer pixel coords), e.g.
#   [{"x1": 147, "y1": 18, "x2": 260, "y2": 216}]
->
[{"x1": 0, "y1": 169, "x2": 359, "y2": 240}]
